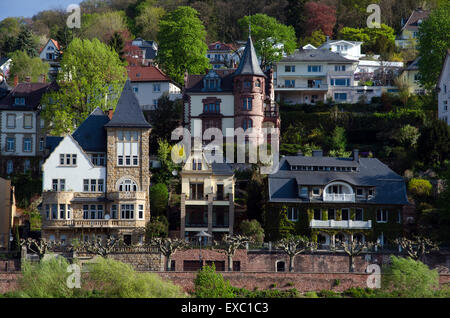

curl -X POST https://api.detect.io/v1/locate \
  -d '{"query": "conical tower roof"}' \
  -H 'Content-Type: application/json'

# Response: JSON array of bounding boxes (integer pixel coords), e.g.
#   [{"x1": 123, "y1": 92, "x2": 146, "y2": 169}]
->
[
  {"x1": 233, "y1": 36, "x2": 266, "y2": 77},
  {"x1": 104, "y1": 79, "x2": 151, "y2": 128}
]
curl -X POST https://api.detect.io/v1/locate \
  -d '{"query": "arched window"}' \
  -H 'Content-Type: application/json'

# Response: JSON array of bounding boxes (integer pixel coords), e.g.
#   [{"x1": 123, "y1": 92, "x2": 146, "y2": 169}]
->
[
  {"x1": 243, "y1": 118, "x2": 253, "y2": 130},
  {"x1": 118, "y1": 179, "x2": 138, "y2": 192}
]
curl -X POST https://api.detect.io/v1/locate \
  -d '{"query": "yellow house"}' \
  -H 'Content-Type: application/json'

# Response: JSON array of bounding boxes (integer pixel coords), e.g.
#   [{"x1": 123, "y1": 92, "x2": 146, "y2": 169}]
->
[
  {"x1": 395, "y1": 8, "x2": 430, "y2": 49},
  {"x1": 0, "y1": 177, "x2": 16, "y2": 250},
  {"x1": 399, "y1": 57, "x2": 425, "y2": 95},
  {"x1": 180, "y1": 151, "x2": 235, "y2": 242}
]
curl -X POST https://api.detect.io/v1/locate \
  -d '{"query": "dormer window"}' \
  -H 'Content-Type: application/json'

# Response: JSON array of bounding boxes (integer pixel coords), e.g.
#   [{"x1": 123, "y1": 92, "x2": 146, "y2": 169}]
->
[
  {"x1": 216, "y1": 44, "x2": 221, "y2": 49},
  {"x1": 203, "y1": 70, "x2": 221, "y2": 91},
  {"x1": 14, "y1": 97, "x2": 25, "y2": 105},
  {"x1": 299, "y1": 187, "x2": 308, "y2": 198}
]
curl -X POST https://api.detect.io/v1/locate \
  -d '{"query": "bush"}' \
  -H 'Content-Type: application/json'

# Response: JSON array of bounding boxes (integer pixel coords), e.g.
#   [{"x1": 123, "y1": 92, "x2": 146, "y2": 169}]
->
[
  {"x1": 408, "y1": 178, "x2": 433, "y2": 198},
  {"x1": 87, "y1": 257, "x2": 185, "y2": 298},
  {"x1": 150, "y1": 183, "x2": 169, "y2": 216},
  {"x1": 303, "y1": 291, "x2": 319, "y2": 298},
  {"x1": 382, "y1": 256, "x2": 439, "y2": 298},
  {"x1": 239, "y1": 219, "x2": 265, "y2": 243},
  {"x1": 145, "y1": 215, "x2": 169, "y2": 239},
  {"x1": 232, "y1": 287, "x2": 300, "y2": 298},
  {"x1": 317, "y1": 289, "x2": 342, "y2": 298},
  {"x1": 194, "y1": 264, "x2": 235, "y2": 298},
  {"x1": 343, "y1": 287, "x2": 378, "y2": 298}
]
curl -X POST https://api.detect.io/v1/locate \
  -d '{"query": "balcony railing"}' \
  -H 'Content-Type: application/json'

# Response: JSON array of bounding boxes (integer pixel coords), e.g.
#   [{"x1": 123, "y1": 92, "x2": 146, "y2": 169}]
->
[
  {"x1": 275, "y1": 84, "x2": 328, "y2": 90},
  {"x1": 310, "y1": 219, "x2": 372, "y2": 229},
  {"x1": 323, "y1": 193, "x2": 355, "y2": 202},
  {"x1": 43, "y1": 219, "x2": 145, "y2": 228},
  {"x1": 109, "y1": 191, "x2": 146, "y2": 200}
]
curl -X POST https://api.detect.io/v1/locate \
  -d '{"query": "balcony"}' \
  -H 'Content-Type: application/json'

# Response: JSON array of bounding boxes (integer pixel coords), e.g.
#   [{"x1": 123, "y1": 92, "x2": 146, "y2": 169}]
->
[
  {"x1": 109, "y1": 191, "x2": 146, "y2": 201},
  {"x1": 275, "y1": 83, "x2": 329, "y2": 91},
  {"x1": 323, "y1": 193, "x2": 355, "y2": 202},
  {"x1": 42, "y1": 219, "x2": 145, "y2": 228},
  {"x1": 310, "y1": 219, "x2": 372, "y2": 229}
]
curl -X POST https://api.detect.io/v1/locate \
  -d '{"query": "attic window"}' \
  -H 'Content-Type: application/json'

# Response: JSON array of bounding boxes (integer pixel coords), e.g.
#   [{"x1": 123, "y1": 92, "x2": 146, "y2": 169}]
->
[{"x1": 14, "y1": 97, "x2": 25, "y2": 105}]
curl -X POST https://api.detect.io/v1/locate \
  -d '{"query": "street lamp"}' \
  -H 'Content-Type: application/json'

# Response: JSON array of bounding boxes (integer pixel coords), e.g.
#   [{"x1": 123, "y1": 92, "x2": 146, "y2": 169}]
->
[{"x1": 196, "y1": 230, "x2": 212, "y2": 268}]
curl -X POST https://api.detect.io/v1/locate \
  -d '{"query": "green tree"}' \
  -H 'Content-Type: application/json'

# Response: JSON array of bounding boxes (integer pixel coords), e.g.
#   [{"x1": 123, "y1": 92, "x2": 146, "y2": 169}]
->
[
  {"x1": 145, "y1": 215, "x2": 169, "y2": 240},
  {"x1": 13, "y1": 25, "x2": 39, "y2": 57},
  {"x1": 152, "y1": 138, "x2": 179, "y2": 185},
  {"x1": 382, "y1": 256, "x2": 439, "y2": 298},
  {"x1": 135, "y1": 5, "x2": 166, "y2": 40},
  {"x1": 276, "y1": 236, "x2": 316, "y2": 272},
  {"x1": 238, "y1": 14, "x2": 296, "y2": 69},
  {"x1": 408, "y1": 178, "x2": 433, "y2": 198},
  {"x1": 338, "y1": 24, "x2": 395, "y2": 56},
  {"x1": 0, "y1": 17, "x2": 22, "y2": 57},
  {"x1": 108, "y1": 31, "x2": 125, "y2": 62},
  {"x1": 156, "y1": 6, "x2": 210, "y2": 85},
  {"x1": 437, "y1": 166, "x2": 450, "y2": 243},
  {"x1": 327, "y1": 126, "x2": 350, "y2": 157},
  {"x1": 299, "y1": 29, "x2": 326, "y2": 48},
  {"x1": 150, "y1": 183, "x2": 169, "y2": 216},
  {"x1": 41, "y1": 38, "x2": 126, "y2": 135},
  {"x1": 8, "y1": 50, "x2": 49, "y2": 84},
  {"x1": 284, "y1": 0, "x2": 307, "y2": 38},
  {"x1": 81, "y1": 11, "x2": 129, "y2": 43},
  {"x1": 417, "y1": 2, "x2": 450, "y2": 88},
  {"x1": 239, "y1": 219, "x2": 265, "y2": 243},
  {"x1": 194, "y1": 264, "x2": 235, "y2": 298},
  {"x1": 417, "y1": 120, "x2": 450, "y2": 168}
]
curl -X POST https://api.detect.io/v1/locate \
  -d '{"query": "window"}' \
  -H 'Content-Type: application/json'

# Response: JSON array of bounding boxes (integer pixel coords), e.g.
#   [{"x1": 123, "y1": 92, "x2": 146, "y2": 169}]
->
[
  {"x1": 97, "y1": 205, "x2": 103, "y2": 219},
  {"x1": 285, "y1": 65, "x2": 295, "y2": 72},
  {"x1": 14, "y1": 97, "x2": 25, "y2": 105},
  {"x1": 355, "y1": 208, "x2": 363, "y2": 221},
  {"x1": 138, "y1": 205, "x2": 144, "y2": 219},
  {"x1": 6, "y1": 160, "x2": 13, "y2": 174},
  {"x1": 288, "y1": 207, "x2": 298, "y2": 221},
  {"x1": 24, "y1": 159, "x2": 31, "y2": 173},
  {"x1": 255, "y1": 80, "x2": 261, "y2": 87},
  {"x1": 242, "y1": 118, "x2": 253, "y2": 130},
  {"x1": 59, "y1": 204, "x2": 65, "y2": 219},
  {"x1": 334, "y1": 65, "x2": 346, "y2": 71},
  {"x1": 91, "y1": 154, "x2": 105, "y2": 166},
  {"x1": 83, "y1": 205, "x2": 89, "y2": 219},
  {"x1": 341, "y1": 208, "x2": 350, "y2": 220},
  {"x1": 242, "y1": 97, "x2": 252, "y2": 110},
  {"x1": 67, "y1": 205, "x2": 71, "y2": 219},
  {"x1": 83, "y1": 179, "x2": 89, "y2": 192},
  {"x1": 98, "y1": 179, "x2": 104, "y2": 192},
  {"x1": 23, "y1": 114, "x2": 33, "y2": 128},
  {"x1": 118, "y1": 179, "x2": 138, "y2": 192},
  {"x1": 59, "y1": 154, "x2": 77, "y2": 166},
  {"x1": 39, "y1": 137, "x2": 44, "y2": 151},
  {"x1": 6, "y1": 137, "x2": 15, "y2": 152},
  {"x1": 328, "y1": 208, "x2": 336, "y2": 220},
  {"x1": 189, "y1": 183, "x2": 204, "y2": 200},
  {"x1": 23, "y1": 138, "x2": 32, "y2": 152},
  {"x1": 203, "y1": 102, "x2": 220, "y2": 113},
  {"x1": 244, "y1": 81, "x2": 252, "y2": 88},
  {"x1": 60, "y1": 179, "x2": 65, "y2": 191},
  {"x1": 133, "y1": 86, "x2": 138, "y2": 93},
  {"x1": 6, "y1": 114, "x2": 15, "y2": 128},
  {"x1": 121, "y1": 204, "x2": 134, "y2": 219},
  {"x1": 368, "y1": 189, "x2": 374, "y2": 197},
  {"x1": 331, "y1": 78, "x2": 350, "y2": 86},
  {"x1": 356, "y1": 188, "x2": 364, "y2": 196},
  {"x1": 153, "y1": 83, "x2": 161, "y2": 92},
  {"x1": 376, "y1": 209, "x2": 388, "y2": 223},
  {"x1": 52, "y1": 179, "x2": 58, "y2": 191},
  {"x1": 192, "y1": 159, "x2": 202, "y2": 171},
  {"x1": 312, "y1": 188, "x2": 320, "y2": 196},
  {"x1": 40, "y1": 118, "x2": 45, "y2": 128},
  {"x1": 284, "y1": 79, "x2": 295, "y2": 87},
  {"x1": 334, "y1": 93, "x2": 347, "y2": 101},
  {"x1": 51, "y1": 204, "x2": 58, "y2": 219},
  {"x1": 83, "y1": 179, "x2": 104, "y2": 192},
  {"x1": 397, "y1": 210, "x2": 402, "y2": 224},
  {"x1": 45, "y1": 205, "x2": 50, "y2": 220},
  {"x1": 308, "y1": 65, "x2": 322, "y2": 72},
  {"x1": 314, "y1": 209, "x2": 321, "y2": 220},
  {"x1": 117, "y1": 130, "x2": 139, "y2": 166},
  {"x1": 299, "y1": 187, "x2": 308, "y2": 198},
  {"x1": 111, "y1": 205, "x2": 117, "y2": 219}
]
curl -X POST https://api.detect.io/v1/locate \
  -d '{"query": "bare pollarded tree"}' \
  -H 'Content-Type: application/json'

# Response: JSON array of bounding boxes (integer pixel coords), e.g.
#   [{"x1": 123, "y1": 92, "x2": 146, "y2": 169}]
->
[
  {"x1": 73, "y1": 236, "x2": 124, "y2": 257},
  {"x1": 394, "y1": 236, "x2": 439, "y2": 261},
  {"x1": 20, "y1": 238, "x2": 62, "y2": 260},
  {"x1": 150, "y1": 238, "x2": 189, "y2": 271},
  {"x1": 333, "y1": 239, "x2": 377, "y2": 273},
  {"x1": 214, "y1": 234, "x2": 250, "y2": 272},
  {"x1": 276, "y1": 236, "x2": 317, "y2": 272}
]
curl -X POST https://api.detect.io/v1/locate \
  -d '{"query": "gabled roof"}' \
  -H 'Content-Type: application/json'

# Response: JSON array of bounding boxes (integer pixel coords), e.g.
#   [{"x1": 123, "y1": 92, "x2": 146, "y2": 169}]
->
[
  {"x1": 127, "y1": 65, "x2": 178, "y2": 86},
  {"x1": 208, "y1": 41, "x2": 236, "y2": 51},
  {"x1": 72, "y1": 107, "x2": 110, "y2": 152},
  {"x1": 0, "y1": 57, "x2": 11, "y2": 66},
  {"x1": 104, "y1": 80, "x2": 151, "y2": 128},
  {"x1": 438, "y1": 50, "x2": 450, "y2": 88},
  {"x1": 0, "y1": 82, "x2": 58, "y2": 110},
  {"x1": 401, "y1": 8, "x2": 430, "y2": 32},
  {"x1": 45, "y1": 136, "x2": 63, "y2": 153},
  {"x1": 185, "y1": 69, "x2": 235, "y2": 93},
  {"x1": 279, "y1": 49, "x2": 358, "y2": 63},
  {"x1": 233, "y1": 36, "x2": 266, "y2": 77},
  {"x1": 39, "y1": 39, "x2": 61, "y2": 53},
  {"x1": 268, "y1": 155, "x2": 408, "y2": 205}
]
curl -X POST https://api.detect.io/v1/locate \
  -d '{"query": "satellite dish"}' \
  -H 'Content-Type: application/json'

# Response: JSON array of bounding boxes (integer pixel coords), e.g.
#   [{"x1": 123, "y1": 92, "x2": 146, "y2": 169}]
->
[
  {"x1": 104, "y1": 214, "x2": 110, "y2": 220},
  {"x1": 172, "y1": 170, "x2": 178, "y2": 176}
]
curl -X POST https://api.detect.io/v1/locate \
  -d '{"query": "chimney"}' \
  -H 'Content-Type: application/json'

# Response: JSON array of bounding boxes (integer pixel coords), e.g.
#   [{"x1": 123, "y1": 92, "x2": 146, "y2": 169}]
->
[
  {"x1": 312, "y1": 150, "x2": 323, "y2": 157},
  {"x1": 14, "y1": 75, "x2": 18, "y2": 87},
  {"x1": 353, "y1": 149, "x2": 359, "y2": 162},
  {"x1": 107, "y1": 108, "x2": 114, "y2": 120},
  {"x1": 25, "y1": 76, "x2": 31, "y2": 83}
]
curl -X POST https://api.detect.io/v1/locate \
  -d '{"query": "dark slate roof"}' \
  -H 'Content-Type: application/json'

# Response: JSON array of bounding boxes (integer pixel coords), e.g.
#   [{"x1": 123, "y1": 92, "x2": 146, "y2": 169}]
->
[
  {"x1": 0, "y1": 78, "x2": 11, "y2": 99},
  {"x1": 185, "y1": 69, "x2": 235, "y2": 93},
  {"x1": 212, "y1": 163, "x2": 234, "y2": 176},
  {"x1": 269, "y1": 156, "x2": 408, "y2": 205},
  {"x1": 233, "y1": 36, "x2": 266, "y2": 77},
  {"x1": 279, "y1": 49, "x2": 358, "y2": 63},
  {"x1": 104, "y1": 80, "x2": 151, "y2": 128},
  {"x1": 72, "y1": 107, "x2": 110, "y2": 152},
  {"x1": 0, "y1": 57, "x2": 10, "y2": 66},
  {"x1": 0, "y1": 82, "x2": 58, "y2": 110},
  {"x1": 45, "y1": 136, "x2": 63, "y2": 153}
]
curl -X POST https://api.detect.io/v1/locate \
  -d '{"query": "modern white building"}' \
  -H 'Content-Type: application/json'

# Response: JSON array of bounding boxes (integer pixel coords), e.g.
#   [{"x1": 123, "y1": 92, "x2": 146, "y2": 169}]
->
[
  {"x1": 207, "y1": 41, "x2": 241, "y2": 69},
  {"x1": 438, "y1": 50, "x2": 450, "y2": 125},
  {"x1": 127, "y1": 65, "x2": 181, "y2": 115}
]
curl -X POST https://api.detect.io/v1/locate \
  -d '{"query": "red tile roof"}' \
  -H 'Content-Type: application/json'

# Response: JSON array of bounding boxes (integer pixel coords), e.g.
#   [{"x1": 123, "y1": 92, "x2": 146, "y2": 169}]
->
[
  {"x1": 39, "y1": 39, "x2": 62, "y2": 53},
  {"x1": 401, "y1": 9, "x2": 430, "y2": 32},
  {"x1": 208, "y1": 41, "x2": 236, "y2": 51},
  {"x1": 126, "y1": 65, "x2": 171, "y2": 82}
]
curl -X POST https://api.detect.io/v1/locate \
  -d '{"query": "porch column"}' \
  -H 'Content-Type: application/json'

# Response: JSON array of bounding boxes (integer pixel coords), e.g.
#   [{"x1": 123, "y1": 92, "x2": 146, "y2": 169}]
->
[
  {"x1": 331, "y1": 234, "x2": 336, "y2": 248},
  {"x1": 229, "y1": 194, "x2": 234, "y2": 236},
  {"x1": 207, "y1": 194, "x2": 213, "y2": 243},
  {"x1": 180, "y1": 194, "x2": 186, "y2": 239}
]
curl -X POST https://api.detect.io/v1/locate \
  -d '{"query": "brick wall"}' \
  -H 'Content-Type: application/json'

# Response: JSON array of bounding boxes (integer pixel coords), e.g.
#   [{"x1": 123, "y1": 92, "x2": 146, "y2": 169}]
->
[{"x1": 0, "y1": 272, "x2": 20, "y2": 294}]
